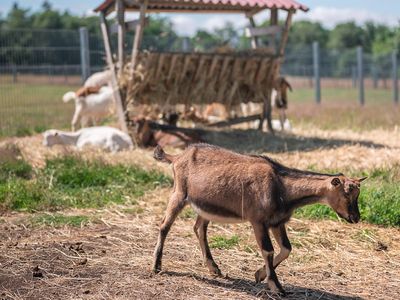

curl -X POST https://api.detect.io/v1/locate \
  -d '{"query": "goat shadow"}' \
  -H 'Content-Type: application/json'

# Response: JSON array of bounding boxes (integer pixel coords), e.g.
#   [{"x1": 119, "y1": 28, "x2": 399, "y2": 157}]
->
[
  {"x1": 197, "y1": 128, "x2": 387, "y2": 154},
  {"x1": 163, "y1": 270, "x2": 363, "y2": 300}
]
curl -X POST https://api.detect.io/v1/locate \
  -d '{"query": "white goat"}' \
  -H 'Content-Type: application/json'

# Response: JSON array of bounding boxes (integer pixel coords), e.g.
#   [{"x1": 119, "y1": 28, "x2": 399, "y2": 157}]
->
[
  {"x1": 42, "y1": 126, "x2": 133, "y2": 153},
  {"x1": 84, "y1": 70, "x2": 112, "y2": 87},
  {"x1": 63, "y1": 86, "x2": 114, "y2": 131}
]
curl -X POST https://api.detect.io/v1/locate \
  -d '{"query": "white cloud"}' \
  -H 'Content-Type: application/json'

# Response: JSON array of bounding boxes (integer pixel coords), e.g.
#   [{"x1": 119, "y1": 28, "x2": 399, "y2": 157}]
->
[{"x1": 295, "y1": 6, "x2": 399, "y2": 28}]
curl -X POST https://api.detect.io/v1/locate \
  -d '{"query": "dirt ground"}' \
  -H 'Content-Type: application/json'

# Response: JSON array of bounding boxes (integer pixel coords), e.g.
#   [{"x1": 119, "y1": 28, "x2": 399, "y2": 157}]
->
[{"x1": 1, "y1": 127, "x2": 400, "y2": 299}]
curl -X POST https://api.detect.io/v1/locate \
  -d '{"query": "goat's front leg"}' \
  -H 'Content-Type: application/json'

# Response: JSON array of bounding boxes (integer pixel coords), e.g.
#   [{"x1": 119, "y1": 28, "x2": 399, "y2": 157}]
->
[
  {"x1": 252, "y1": 222, "x2": 284, "y2": 294},
  {"x1": 256, "y1": 224, "x2": 292, "y2": 282},
  {"x1": 153, "y1": 192, "x2": 186, "y2": 274},
  {"x1": 193, "y1": 216, "x2": 221, "y2": 276}
]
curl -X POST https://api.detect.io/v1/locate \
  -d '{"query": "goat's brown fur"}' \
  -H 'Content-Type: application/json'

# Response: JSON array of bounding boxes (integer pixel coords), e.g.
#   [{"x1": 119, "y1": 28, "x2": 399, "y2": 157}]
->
[
  {"x1": 75, "y1": 86, "x2": 102, "y2": 98},
  {"x1": 152, "y1": 144, "x2": 365, "y2": 294}
]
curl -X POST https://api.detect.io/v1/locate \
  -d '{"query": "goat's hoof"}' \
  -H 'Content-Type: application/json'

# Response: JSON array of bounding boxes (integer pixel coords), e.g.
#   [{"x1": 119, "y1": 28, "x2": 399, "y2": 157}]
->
[
  {"x1": 255, "y1": 269, "x2": 262, "y2": 283},
  {"x1": 267, "y1": 279, "x2": 285, "y2": 296},
  {"x1": 254, "y1": 268, "x2": 267, "y2": 283},
  {"x1": 152, "y1": 266, "x2": 162, "y2": 274}
]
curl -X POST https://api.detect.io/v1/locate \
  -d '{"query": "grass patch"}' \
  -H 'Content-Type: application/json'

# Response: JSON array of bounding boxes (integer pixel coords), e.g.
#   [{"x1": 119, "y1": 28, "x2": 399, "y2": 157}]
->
[
  {"x1": 31, "y1": 214, "x2": 90, "y2": 227},
  {"x1": 295, "y1": 166, "x2": 400, "y2": 227},
  {"x1": 180, "y1": 207, "x2": 196, "y2": 219},
  {"x1": 0, "y1": 159, "x2": 32, "y2": 183},
  {"x1": 0, "y1": 156, "x2": 171, "y2": 212},
  {"x1": 209, "y1": 235, "x2": 240, "y2": 249}
]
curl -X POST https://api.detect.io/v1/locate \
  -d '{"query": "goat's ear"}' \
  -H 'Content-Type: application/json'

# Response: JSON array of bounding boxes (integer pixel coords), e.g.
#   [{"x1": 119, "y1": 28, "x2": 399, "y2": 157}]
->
[
  {"x1": 331, "y1": 177, "x2": 341, "y2": 186},
  {"x1": 54, "y1": 132, "x2": 58, "y2": 136},
  {"x1": 358, "y1": 176, "x2": 368, "y2": 183},
  {"x1": 284, "y1": 79, "x2": 293, "y2": 92}
]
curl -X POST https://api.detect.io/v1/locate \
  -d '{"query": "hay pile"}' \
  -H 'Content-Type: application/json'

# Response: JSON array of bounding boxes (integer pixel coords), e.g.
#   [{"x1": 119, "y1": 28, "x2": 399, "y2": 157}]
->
[{"x1": 120, "y1": 51, "x2": 279, "y2": 113}]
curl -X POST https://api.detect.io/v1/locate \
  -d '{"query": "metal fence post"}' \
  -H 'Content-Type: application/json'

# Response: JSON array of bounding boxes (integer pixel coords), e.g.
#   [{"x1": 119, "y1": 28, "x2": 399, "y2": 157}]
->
[
  {"x1": 371, "y1": 64, "x2": 378, "y2": 89},
  {"x1": 357, "y1": 46, "x2": 364, "y2": 105},
  {"x1": 182, "y1": 37, "x2": 191, "y2": 52},
  {"x1": 79, "y1": 27, "x2": 90, "y2": 83},
  {"x1": 392, "y1": 50, "x2": 398, "y2": 104},
  {"x1": 312, "y1": 41, "x2": 321, "y2": 104}
]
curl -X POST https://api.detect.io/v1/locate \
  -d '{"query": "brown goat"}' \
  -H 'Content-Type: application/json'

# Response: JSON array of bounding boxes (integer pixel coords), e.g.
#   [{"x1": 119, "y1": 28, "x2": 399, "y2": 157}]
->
[
  {"x1": 133, "y1": 117, "x2": 202, "y2": 148},
  {"x1": 152, "y1": 144, "x2": 366, "y2": 294}
]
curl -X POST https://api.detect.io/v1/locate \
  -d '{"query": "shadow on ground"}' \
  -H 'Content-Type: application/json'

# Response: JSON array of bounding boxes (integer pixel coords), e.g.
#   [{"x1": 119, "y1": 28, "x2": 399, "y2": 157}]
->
[
  {"x1": 163, "y1": 271, "x2": 362, "y2": 300},
  {"x1": 198, "y1": 128, "x2": 386, "y2": 154}
]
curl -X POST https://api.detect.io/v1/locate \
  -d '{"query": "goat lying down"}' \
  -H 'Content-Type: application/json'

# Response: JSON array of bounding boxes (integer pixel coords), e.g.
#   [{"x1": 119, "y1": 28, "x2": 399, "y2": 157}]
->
[
  {"x1": 152, "y1": 144, "x2": 366, "y2": 294},
  {"x1": 43, "y1": 126, "x2": 133, "y2": 153}
]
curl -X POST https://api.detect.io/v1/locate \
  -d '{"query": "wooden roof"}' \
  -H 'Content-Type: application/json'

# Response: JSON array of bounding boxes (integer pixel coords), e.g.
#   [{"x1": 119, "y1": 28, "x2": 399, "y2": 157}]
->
[{"x1": 94, "y1": 0, "x2": 309, "y2": 15}]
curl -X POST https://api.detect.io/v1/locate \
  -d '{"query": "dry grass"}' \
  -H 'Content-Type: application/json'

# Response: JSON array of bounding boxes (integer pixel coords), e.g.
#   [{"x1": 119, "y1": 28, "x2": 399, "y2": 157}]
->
[{"x1": 1, "y1": 127, "x2": 400, "y2": 299}]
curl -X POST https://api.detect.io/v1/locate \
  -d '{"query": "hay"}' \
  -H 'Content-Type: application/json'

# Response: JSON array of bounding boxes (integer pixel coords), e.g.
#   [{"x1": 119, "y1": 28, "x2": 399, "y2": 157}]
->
[
  {"x1": 1, "y1": 189, "x2": 399, "y2": 299},
  {"x1": 121, "y1": 52, "x2": 278, "y2": 112}
]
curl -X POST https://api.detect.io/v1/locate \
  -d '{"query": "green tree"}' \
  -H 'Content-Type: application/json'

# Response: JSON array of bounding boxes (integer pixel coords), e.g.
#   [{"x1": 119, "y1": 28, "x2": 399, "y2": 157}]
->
[
  {"x1": 32, "y1": 1, "x2": 63, "y2": 29},
  {"x1": 288, "y1": 21, "x2": 329, "y2": 48},
  {"x1": 4, "y1": 2, "x2": 32, "y2": 29},
  {"x1": 328, "y1": 22, "x2": 367, "y2": 50}
]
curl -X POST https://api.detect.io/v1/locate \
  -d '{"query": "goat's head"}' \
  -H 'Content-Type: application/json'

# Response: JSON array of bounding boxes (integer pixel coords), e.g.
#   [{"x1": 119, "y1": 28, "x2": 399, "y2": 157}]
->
[
  {"x1": 274, "y1": 77, "x2": 292, "y2": 109},
  {"x1": 42, "y1": 130, "x2": 60, "y2": 147},
  {"x1": 132, "y1": 116, "x2": 153, "y2": 147},
  {"x1": 325, "y1": 175, "x2": 367, "y2": 224}
]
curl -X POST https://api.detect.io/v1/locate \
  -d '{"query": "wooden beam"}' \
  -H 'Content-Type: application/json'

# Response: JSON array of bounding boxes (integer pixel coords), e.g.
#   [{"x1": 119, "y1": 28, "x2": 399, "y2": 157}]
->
[
  {"x1": 270, "y1": 8, "x2": 278, "y2": 25},
  {"x1": 116, "y1": 0, "x2": 125, "y2": 77},
  {"x1": 99, "y1": 12, "x2": 128, "y2": 133},
  {"x1": 245, "y1": 25, "x2": 281, "y2": 38},
  {"x1": 208, "y1": 114, "x2": 261, "y2": 128},
  {"x1": 109, "y1": 17, "x2": 150, "y2": 34},
  {"x1": 127, "y1": 0, "x2": 148, "y2": 100},
  {"x1": 278, "y1": 9, "x2": 294, "y2": 56},
  {"x1": 247, "y1": 16, "x2": 258, "y2": 49}
]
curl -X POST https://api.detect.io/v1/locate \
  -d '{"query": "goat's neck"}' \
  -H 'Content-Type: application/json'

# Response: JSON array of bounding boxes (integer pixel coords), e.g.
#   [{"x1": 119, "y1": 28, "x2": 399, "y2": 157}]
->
[
  {"x1": 58, "y1": 131, "x2": 80, "y2": 145},
  {"x1": 281, "y1": 174, "x2": 330, "y2": 210}
]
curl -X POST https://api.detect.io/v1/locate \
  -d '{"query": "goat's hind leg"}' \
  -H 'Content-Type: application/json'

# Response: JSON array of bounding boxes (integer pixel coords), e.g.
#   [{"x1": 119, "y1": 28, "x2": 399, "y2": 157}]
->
[
  {"x1": 193, "y1": 216, "x2": 222, "y2": 277},
  {"x1": 255, "y1": 224, "x2": 292, "y2": 282},
  {"x1": 252, "y1": 222, "x2": 284, "y2": 294},
  {"x1": 153, "y1": 191, "x2": 186, "y2": 274}
]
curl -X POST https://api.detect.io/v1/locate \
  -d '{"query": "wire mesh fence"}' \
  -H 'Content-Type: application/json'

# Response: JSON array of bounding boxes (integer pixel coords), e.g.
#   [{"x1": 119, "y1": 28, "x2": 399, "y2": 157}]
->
[{"x1": 0, "y1": 27, "x2": 398, "y2": 137}]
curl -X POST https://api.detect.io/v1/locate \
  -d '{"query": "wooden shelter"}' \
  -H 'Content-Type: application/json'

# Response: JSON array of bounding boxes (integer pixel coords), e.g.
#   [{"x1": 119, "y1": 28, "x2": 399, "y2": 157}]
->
[{"x1": 93, "y1": 0, "x2": 308, "y2": 133}]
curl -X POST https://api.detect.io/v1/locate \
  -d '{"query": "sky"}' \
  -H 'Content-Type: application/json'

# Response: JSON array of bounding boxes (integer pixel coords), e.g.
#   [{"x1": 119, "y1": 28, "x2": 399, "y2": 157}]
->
[{"x1": 1, "y1": 0, "x2": 399, "y2": 35}]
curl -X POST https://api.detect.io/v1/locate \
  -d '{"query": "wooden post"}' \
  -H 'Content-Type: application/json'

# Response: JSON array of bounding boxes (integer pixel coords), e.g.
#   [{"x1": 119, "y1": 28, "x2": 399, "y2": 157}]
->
[
  {"x1": 260, "y1": 10, "x2": 293, "y2": 133},
  {"x1": 270, "y1": 8, "x2": 278, "y2": 51},
  {"x1": 247, "y1": 16, "x2": 258, "y2": 49},
  {"x1": 128, "y1": 0, "x2": 148, "y2": 96},
  {"x1": 277, "y1": 10, "x2": 294, "y2": 57},
  {"x1": 270, "y1": 8, "x2": 278, "y2": 25},
  {"x1": 100, "y1": 12, "x2": 128, "y2": 133},
  {"x1": 116, "y1": 0, "x2": 125, "y2": 77},
  {"x1": 357, "y1": 46, "x2": 364, "y2": 106},
  {"x1": 392, "y1": 50, "x2": 398, "y2": 104},
  {"x1": 313, "y1": 41, "x2": 321, "y2": 104},
  {"x1": 79, "y1": 27, "x2": 90, "y2": 83}
]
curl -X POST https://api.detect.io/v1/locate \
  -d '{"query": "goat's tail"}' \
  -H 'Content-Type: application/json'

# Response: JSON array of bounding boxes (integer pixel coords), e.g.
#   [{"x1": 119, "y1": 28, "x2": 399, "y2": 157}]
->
[
  {"x1": 153, "y1": 145, "x2": 175, "y2": 164},
  {"x1": 62, "y1": 91, "x2": 77, "y2": 103}
]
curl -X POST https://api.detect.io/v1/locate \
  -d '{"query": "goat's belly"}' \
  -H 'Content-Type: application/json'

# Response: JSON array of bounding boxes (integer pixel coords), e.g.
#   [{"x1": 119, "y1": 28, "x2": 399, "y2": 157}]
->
[{"x1": 190, "y1": 203, "x2": 245, "y2": 224}]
